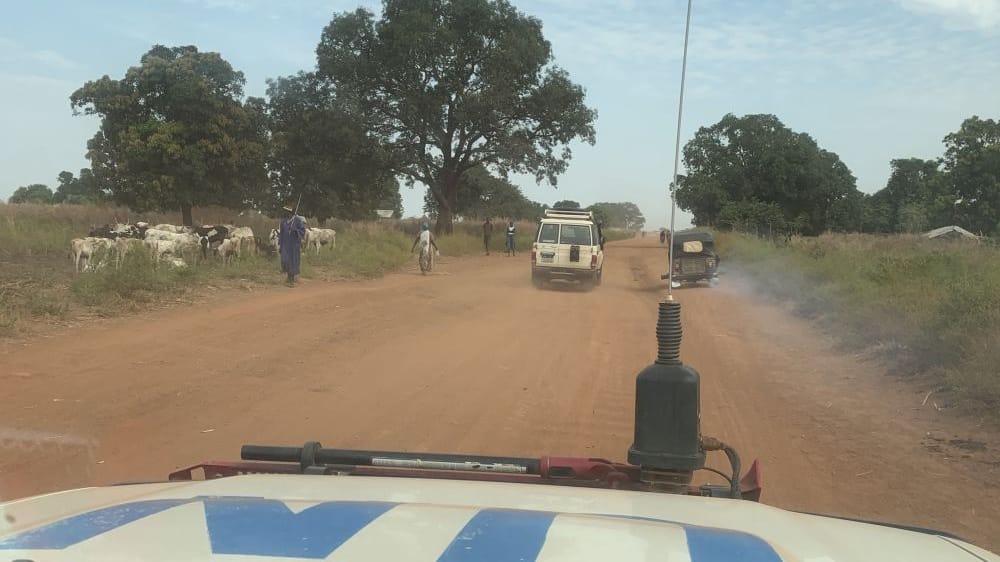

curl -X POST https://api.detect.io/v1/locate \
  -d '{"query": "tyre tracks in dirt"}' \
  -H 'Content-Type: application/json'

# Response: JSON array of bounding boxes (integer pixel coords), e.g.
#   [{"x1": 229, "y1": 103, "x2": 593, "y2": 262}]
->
[{"x1": 1, "y1": 237, "x2": 997, "y2": 549}]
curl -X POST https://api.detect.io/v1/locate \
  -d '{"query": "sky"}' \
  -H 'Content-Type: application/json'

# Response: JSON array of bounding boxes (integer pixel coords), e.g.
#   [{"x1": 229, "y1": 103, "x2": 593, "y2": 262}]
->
[{"x1": 1, "y1": 0, "x2": 998, "y2": 228}]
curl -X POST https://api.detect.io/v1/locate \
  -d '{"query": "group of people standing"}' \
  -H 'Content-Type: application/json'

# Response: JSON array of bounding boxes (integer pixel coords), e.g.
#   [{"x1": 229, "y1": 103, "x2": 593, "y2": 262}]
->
[{"x1": 481, "y1": 218, "x2": 517, "y2": 256}]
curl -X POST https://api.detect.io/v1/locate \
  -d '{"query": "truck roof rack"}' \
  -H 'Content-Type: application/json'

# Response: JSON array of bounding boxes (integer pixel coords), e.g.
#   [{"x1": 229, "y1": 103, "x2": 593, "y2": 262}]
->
[{"x1": 544, "y1": 209, "x2": 594, "y2": 221}]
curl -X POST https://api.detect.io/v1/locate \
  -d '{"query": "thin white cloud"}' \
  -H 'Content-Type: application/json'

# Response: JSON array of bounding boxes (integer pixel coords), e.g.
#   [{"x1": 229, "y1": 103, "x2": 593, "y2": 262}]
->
[
  {"x1": 178, "y1": 0, "x2": 253, "y2": 11},
  {"x1": 894, "y1": 0, "x2": 1000, "y2": 29},
  {"x1": 31, "y1": 50, "x2": 84, "y2": 70},
  {"x1": 0, "y1": 37, "x2": 83, "y2": 72}
]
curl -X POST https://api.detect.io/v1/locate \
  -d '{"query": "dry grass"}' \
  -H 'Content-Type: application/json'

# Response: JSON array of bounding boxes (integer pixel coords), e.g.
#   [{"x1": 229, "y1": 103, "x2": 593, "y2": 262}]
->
[
  {"x1": 0, "y1": 203, "x2": 540, "y2": 336},
  {"x1": 718, "y1": 232, "x2": 1000, "y2": 411}
]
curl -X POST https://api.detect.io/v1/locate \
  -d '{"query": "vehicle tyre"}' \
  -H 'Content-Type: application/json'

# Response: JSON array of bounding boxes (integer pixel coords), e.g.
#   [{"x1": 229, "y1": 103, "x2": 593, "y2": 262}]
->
[
  {"x1": 531, "y1": 271, "x2": 545, "y2": 289},
  {"x1": 594, "y1": 268, "x2": 603, "y2": 286}
]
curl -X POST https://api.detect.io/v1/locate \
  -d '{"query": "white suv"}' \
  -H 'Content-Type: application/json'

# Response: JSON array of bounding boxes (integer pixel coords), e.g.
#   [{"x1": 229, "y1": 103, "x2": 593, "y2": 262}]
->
[{"x1": 531, "y1": 209, "x2": 605, "y2": 288}]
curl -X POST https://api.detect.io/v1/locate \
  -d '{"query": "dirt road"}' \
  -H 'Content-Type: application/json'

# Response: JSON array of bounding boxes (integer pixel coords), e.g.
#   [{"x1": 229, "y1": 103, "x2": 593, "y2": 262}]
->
[{"x1": 2, "y1": 237, "x2": 998, "y2": 548}]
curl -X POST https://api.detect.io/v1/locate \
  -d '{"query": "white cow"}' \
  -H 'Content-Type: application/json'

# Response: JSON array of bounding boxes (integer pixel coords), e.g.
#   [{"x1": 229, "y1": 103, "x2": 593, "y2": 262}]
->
[
  {"x1": 215, "y1": 238, "x2": 239, "y2": 265},
  {"x1": 144, "y1": 229, "x2": 200, "y2": 248},
  {"x1": 304, "y1": 228, "x2": 337, "y2": 254},
  {"x1": 143, "y1": 239, "x2": 180, "y2": 259},
  {"x1": 152, "y1": 224, "x2": 192, "y2": 234},
  {"x1": 228, "y1": 226, "x2": 255, "y2": 257},
  {"x1": 70, "y1": 237, "x2": 113, "y2": 273}
]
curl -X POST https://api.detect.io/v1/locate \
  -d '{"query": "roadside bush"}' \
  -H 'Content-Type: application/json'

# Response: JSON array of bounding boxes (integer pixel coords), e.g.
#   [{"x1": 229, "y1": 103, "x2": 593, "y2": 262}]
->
[{"x1": 718, "y1": 232, "x2": 1000, "y2": 409}]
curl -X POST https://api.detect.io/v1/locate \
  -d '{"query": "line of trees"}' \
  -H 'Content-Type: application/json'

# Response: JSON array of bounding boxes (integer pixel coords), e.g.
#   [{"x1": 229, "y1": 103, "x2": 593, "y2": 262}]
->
[
  {"x1": 676, "y1": 113, "x2": 1000, "y2": 237},
  {"x1": 863, "y1": 117, "x2": 1000, "y2": 235},
  {"x1": 550, "y1": 200, "x2": 645, "y2": 230},
  {"x1": 11, "y1": 0, "x2": 598, "y2": 230},
  {"x1": 8, "y1": 169, "x2": 108, "y2": 205}
]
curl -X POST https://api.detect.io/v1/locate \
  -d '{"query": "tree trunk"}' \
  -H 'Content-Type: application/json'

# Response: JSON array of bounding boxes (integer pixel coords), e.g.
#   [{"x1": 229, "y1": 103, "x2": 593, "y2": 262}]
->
[
  {"x1": 433, "y1": 169, "x2": 461, "y2": 235},
  {"x1": 181, "y1": 203, "x2": 193, "y2": 227},
  {"x1": 435, "y1": 206, "x2": 454, "y2": 235}
]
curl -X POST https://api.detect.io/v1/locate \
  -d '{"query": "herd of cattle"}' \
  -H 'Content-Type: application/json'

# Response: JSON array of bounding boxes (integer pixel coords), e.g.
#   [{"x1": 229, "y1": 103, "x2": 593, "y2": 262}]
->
[{"x1": 70, "y1": 222, "x2": 337, "y2": 273}]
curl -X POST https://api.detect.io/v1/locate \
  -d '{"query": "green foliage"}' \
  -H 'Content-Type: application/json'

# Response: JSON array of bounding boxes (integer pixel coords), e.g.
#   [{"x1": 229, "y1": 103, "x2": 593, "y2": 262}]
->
[
  {"x1": 71, "y1": 45, "x2": 268, "y2": 225},
  {"x1": 860, "y1": 117, "x2": 999, "y2": 236},
  {"x1": 52, "y1": 169, "x2": 108, "y2": 204},
  {"x1": 719, "y1": 232, "x2": 1000, "y2": 410},
  {"x1": 942, "y1": 116, "x2": 1000, "y2": 235},
  {"x1": 601, "y1": 229, "x2": 635, "y2": 242},
  {"x1": 676, "y1": 113, "x2": 860, "y2": 235},
  {"x1": 8, "y1": 184, "x2": 53, "y2": 204},
  {"x1": 71, "y1": 247, "x2": 198, "y2": 309},
  {"x1": 315, "y1": 0, "x2": 596, "y2": 232},
  {"x1": 552, "y1": 200, "x2": 581, "y2": 210},
  {"x1": 423, "y1": 166, "x2": 544, "y2": 220},
  {"x1": 863, "y1": 158, "x2": 951, "y2": 233},
  {"x1": 587, "y1": 202, "x2": 644, "y2": 229},
  {"x1": 264, "y1": 72, "x2": 401, "y2": 221}
]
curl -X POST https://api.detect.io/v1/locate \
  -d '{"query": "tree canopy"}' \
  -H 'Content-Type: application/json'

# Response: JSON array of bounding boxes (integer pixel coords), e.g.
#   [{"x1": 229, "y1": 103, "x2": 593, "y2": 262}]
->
[
  {"x1": 859, "y1": 116, "x2": 998, "y2": 235},
  {"x1": 552, "y1": 200, "x2": 581, "y2": 210},
  {"x1": 315, "y1": 0, "x2": 596, "y2": 232},
  {"x1": 676, "y1": 113, "x2": 860, "y2": 236},
  {"x1": 587, "y1": 202, "x2": 644, "y2": 229},
  {"x1": 942, "y1": 116, "x2": 1000, "y2": 235},
  {"x1": 71, "y1": 45, "x2": 268, "y2": 225},
  {"x1": 264, "y1": 72, "x2": 401, "y2": 222},
  {"x1": 8, "y1": 184, "x2": 53, "y2": 204},
  {"x1": 52, "y1": 169, "x2": 108, "y2": 205},
  {"x1": 423, "y1": 165, "x2": 543, "y2": 220}
]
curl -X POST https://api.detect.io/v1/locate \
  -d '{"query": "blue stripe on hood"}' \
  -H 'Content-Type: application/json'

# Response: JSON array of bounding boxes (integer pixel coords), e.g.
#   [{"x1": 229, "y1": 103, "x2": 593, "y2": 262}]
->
[{"x1": 438, "y1": 508, "x2": 557, "y2": 562}]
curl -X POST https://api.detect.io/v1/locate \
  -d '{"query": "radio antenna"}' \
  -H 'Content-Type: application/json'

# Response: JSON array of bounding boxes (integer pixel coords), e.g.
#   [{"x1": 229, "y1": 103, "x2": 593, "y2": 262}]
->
[{"x1": 667, "y1": 0, "x2": 693, "y2": 297}]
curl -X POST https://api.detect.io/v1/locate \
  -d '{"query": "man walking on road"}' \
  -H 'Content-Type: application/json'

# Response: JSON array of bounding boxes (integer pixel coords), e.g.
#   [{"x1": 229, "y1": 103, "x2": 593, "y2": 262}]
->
[
  {"x1": 482, "y1": 217, "x2": 494, "y2": 255},
  {"x1": 279, "y1": 205, "x2": 306, "y2": 287}
]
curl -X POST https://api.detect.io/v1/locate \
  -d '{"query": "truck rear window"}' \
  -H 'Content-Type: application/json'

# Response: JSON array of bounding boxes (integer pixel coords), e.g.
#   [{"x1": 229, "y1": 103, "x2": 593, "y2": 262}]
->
[
  {"x1": 537, "y1": 223, "x2": 559, "y2": 243},
  {"x1": 560, "y1": 224, "x2": 593, "y2": 245}
]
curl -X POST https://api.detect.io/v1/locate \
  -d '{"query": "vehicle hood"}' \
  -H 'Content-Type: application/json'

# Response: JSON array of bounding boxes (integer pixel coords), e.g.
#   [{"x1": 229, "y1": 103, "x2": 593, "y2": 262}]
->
[{"x1": 0, "y1": 475, "x2": 995, "y2": 561}]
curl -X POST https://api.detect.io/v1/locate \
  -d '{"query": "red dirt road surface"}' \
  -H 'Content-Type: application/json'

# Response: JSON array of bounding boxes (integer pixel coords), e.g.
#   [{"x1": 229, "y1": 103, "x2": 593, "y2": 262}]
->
[{"x1": 2, "y1": 237, "x2": 998, "y2": 549}]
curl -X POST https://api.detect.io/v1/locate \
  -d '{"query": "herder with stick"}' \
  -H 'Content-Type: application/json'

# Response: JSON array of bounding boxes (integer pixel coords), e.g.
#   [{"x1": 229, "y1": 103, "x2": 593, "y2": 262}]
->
[{"x1": 279, "y1": 201, "x2": 306, "y2": 287}]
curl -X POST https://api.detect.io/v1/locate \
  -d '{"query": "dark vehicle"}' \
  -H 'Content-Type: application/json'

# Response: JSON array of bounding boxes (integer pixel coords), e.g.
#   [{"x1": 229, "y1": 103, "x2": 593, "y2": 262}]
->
[{"x1": 668, "y1": 230, "x2": 719, "y2": 284}]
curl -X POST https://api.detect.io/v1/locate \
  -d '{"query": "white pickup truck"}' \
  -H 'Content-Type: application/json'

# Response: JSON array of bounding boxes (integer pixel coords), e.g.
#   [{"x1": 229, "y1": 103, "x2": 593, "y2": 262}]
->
[{"x1": 531, "y1": 209, "x2": 605, "y2": 288}]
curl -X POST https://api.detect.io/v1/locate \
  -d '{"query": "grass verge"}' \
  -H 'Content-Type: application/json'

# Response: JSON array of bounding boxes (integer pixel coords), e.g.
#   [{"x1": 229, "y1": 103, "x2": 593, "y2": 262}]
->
[
  {"x1": 0, "y1": 208, "x2": 540, "y2": 336},
  {"x1": 717, "y1": 232, "x2": 1000, "y2": 411}
]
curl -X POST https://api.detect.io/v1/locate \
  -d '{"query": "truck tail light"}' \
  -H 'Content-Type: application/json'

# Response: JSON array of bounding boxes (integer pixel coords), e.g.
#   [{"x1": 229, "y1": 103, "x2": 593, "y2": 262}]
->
[
  {"x1": 531, "y1": 244, "x2": 537, "y2": 264},
  {"x1": 591, "y1": 253, "x2": 597, "y2": 269}
]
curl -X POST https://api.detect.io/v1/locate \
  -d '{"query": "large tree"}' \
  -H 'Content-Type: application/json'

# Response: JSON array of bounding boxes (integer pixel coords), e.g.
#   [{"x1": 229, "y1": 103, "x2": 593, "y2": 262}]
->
[
  {"x1": 676, "y1": 113, "x2": 860, "y2": 235},
  {"x1": 71, "y1": 45, "x2": 268, "y2": 226},
  {"x1": 588, "y1": 202, "x2": 645, "y2": 229},
  {"x1": 315, "y1": 0, "x2": 596, "y2": 233},
  {"x1": 552, "y1": 200, "x2": 581, "y2": 210},
  {"x1": 265, "y1": 72, "x2": 401, "y2": 222},
  {"x1": 941, "y1": 116, "x2": 1000, "y2": 235},
  {"x1": 8, "y1": 184, "x2": 53, "y2": 204},
  {"x1": 423, "y1": 165, "x2": 543, "y2": 220},
  {"x1": 867, "y1": 158, "x2": 952, "y2": 233}
]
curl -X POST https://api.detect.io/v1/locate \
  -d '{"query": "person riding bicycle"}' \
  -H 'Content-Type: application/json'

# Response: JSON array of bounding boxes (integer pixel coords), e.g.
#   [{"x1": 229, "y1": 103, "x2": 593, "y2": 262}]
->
[{"x1": 411, "y1": 222, "x2": 439, "y2": 255}]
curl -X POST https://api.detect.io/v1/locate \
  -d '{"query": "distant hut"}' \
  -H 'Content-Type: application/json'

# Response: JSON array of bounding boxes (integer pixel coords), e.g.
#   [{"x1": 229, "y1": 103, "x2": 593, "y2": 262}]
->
[{"x1": 924, "y1": 225, "x2": 979, "y2": 241}]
